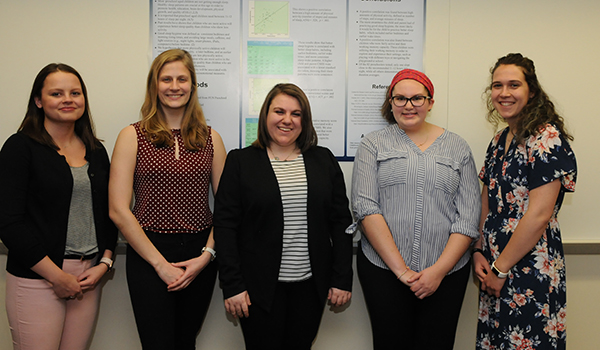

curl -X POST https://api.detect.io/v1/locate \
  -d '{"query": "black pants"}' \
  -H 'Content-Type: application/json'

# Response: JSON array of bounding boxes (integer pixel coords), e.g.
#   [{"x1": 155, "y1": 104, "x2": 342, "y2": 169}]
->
[
  {"x1": 240, "y1": 278, "x2": 326, "y2": 350},
  {"x1": 126, "y1": 229, "x2": 217, "y2": 350},
  {"x1": 357, "y1": 247, "x2": 470, "y2": 350}
]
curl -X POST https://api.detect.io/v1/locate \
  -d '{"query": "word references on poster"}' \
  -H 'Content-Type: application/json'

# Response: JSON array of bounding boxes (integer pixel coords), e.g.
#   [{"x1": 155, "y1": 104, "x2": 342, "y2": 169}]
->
[{"x1": 151, "y1": 0, "x2": 425, "y2": 158}]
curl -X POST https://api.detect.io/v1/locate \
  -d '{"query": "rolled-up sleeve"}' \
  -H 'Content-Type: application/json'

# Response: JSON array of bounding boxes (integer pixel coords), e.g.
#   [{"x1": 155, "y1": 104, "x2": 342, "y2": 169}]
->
[
  {"x1": 351, "y1": 137, "x2": 382, "y2": 222},
  {"x1": 450, "y1": 150, "x2": 481, "y2": 240}
]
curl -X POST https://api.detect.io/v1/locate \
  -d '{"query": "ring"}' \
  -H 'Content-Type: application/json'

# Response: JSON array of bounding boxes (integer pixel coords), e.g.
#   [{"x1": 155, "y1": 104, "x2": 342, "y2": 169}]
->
[{"x1": 68, "y1": 296, "x2": 75, "y2": 300}]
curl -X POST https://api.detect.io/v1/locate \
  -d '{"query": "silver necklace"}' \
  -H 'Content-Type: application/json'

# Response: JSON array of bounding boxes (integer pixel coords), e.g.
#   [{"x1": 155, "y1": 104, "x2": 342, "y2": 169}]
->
[{"x1": 268, "y1": 147, "x2": 296, "y2": 161}]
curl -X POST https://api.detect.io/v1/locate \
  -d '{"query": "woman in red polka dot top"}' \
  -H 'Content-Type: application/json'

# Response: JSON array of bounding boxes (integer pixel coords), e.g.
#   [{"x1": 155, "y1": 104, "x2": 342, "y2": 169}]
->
[{"x1": 108, "y1": 49, "x2": 227, "y2": 350}]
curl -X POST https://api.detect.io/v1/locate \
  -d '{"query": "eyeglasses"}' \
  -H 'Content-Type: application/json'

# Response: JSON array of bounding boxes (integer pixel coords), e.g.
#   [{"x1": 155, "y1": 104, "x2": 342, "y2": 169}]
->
[{"x1": 390, "y1": 95, "x2": 431, "y2": 108}]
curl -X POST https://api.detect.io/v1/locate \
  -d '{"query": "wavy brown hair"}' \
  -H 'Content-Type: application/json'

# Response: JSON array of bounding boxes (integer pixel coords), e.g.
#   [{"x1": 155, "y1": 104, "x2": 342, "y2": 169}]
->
[
  {"x1": 19, "y1": 63, "x2": 100, "y2": 151},
  {"x1": 252, "y1": 83, "x2": 318, "y2": 152},
  {"x1": 485, "y1": 53, "x2": 573, "y2": 144},
  {"x1": 141, "y1": 49, "x2": 208, "y2": 150}
]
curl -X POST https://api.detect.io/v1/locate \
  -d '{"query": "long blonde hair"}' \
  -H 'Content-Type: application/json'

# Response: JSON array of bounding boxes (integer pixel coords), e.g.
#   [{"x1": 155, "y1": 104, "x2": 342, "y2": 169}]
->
[{"x1": 140, "y1": 49, "x2": 208, "y2": 150}]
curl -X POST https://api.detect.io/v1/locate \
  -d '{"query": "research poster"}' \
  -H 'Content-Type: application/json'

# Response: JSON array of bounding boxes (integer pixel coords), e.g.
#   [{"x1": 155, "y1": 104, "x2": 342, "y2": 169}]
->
[{"x1": 151, "y1": 0, "x2": 425, "y2": 158}]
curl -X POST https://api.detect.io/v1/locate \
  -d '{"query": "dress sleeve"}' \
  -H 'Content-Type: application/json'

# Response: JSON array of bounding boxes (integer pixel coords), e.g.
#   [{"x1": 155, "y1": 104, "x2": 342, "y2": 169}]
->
[
  {"x1": 526, "y1": 124, "x2": 577, "y2": 192},
  {"x1": 351, "y1": 136, "x2": 382, "y2": 221},
  {"x1": 479, "y1": 130, "x2": 503, "y2": 186}
]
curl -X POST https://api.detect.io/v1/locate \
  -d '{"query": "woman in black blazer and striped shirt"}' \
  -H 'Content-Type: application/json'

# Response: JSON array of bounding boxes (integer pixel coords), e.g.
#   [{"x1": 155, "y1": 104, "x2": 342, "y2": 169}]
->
[{"x1": 214, "y1": 83, "x2": 353, "y2": 350}]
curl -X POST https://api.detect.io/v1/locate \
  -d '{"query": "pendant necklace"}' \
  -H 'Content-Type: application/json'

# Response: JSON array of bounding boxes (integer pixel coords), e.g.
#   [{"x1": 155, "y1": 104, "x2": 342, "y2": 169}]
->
[
  {"x1": 269, "y1": 147, "x2": 296, "y2": 161},
  {"x1": 413, "y1": 124, "x2": 429, "y2": 147},
  {"x1": 416, "y1": 133, "x2": 429, "y2": 147}
]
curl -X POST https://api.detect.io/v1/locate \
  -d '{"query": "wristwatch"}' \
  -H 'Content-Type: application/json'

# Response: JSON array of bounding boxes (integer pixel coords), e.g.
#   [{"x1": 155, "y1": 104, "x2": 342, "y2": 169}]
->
[
  {"x1": 491, "y1": 261, "x2": 508, "y2": 278},
  {"x1": 99, "y1": 257, "x2": 114, "y2": 271},
  {"x1": 472, "y1": 248, "x2": 484, "y2": 257},
  {"x1": 202, "y1": 246, "x2": 217, "y2": 261}
]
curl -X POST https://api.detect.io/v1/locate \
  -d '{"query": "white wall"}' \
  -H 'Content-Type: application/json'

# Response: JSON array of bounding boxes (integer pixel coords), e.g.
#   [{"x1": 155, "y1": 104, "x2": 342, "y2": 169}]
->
[
  {"x1": 1, "y1": 0, "x2": 599, "y2": 349},
  {"x1": 1, "y1": 1, "x2": 597, "y2": 238}
]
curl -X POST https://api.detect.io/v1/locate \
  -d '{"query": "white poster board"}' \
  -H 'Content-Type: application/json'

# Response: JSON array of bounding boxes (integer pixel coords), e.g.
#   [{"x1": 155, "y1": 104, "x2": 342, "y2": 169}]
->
[{"x1": 151, "y1": 0, "x2": 425, "y2": 158}]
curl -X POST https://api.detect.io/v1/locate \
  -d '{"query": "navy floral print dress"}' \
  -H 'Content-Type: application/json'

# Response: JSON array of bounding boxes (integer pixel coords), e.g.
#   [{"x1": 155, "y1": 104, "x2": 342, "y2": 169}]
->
[{"x1": 476, "y1": 124, "x2": 577, "y2": 350}]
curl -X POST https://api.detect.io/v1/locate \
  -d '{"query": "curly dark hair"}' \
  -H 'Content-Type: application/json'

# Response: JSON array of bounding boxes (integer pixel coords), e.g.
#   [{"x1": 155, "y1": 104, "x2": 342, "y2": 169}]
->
[{"x1": 485, "y1": 53, "x2": 573, "y2": 144}]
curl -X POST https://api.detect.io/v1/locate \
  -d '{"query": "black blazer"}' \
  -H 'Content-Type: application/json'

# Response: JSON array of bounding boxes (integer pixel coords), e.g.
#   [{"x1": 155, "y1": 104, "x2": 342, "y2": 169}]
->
[
  {"x1": 0, "y1": 132, "x2": 118, "y2": 279},
  {"x1": 214, "y1": 145, "x2": 353, "y2": 312}
]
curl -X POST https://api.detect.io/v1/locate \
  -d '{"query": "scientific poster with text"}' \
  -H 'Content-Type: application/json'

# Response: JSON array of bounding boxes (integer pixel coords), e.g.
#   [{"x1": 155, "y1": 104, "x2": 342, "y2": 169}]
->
[
  {"x1": 151, "y1": 0, "x2": 242, "y2": 151},
  {"x1": 151, "y1": 0, "x2": 424, "y2": 158},
  {"x1": 347, "y1": 0, "x2": 425, "y2": 156}
]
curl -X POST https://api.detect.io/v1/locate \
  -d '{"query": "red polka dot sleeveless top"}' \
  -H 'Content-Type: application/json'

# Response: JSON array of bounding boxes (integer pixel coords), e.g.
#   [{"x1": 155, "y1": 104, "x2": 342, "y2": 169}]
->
[{"x1": 132, "y1": 122, "x2": 214, "y2": 234}]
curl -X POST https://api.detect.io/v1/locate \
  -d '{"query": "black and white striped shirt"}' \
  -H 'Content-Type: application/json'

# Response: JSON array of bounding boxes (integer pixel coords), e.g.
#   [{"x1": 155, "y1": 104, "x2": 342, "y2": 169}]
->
[
  {"x1": 271, "y1": 155, "x2": 312, "y2": 282},
  {"x1": 351, "y1": 125, "x2": 481, "y2": 274}
]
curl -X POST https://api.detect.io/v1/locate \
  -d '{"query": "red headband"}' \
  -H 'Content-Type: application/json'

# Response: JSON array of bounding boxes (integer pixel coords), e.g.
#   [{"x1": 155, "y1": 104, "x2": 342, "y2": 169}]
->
[{"x1": 389, "y1": 69, "x2": 434, "y2": 98}]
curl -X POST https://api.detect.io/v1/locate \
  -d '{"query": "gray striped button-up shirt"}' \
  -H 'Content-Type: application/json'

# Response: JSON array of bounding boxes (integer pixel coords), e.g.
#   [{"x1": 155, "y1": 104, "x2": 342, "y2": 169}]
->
[{"x1": 351, "y1": 124, "x2": 481, "y2": 274}]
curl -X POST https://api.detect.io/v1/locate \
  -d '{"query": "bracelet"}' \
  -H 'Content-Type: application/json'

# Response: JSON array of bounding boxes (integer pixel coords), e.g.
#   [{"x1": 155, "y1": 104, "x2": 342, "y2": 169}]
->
[
  {"x1": 397, "y1": 266, "x2": 410, "y2": 279},
  {"x1": 472, "y1": 248, "x2": 484, "y2": 257},
  {"x1": 202, "y1": 246, "x2": 217, "y2": 261}
]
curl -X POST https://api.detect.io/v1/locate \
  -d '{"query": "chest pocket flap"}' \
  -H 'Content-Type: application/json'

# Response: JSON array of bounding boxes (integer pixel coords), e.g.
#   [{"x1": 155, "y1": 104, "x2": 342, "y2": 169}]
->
[
  {"x1": 377, "y1": 150, "x2": 408, "y2": 187},
  {"x1": 434, "y1": 156, "x2": 461, "y2": 194}
]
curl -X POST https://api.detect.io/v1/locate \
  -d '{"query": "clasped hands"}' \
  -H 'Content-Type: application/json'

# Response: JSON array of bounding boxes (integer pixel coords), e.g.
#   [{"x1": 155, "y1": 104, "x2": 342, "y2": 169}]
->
[
  {"x1": 155, "y1": 254, "x2": 211, "y2": 292},
  {"x1": 53, "y1": 263, "x2": 110, "y2": 300},
  {"x1": 399, "y1": 266, "x2": 444, "y2": 300},
  {"x1": 473, "y1": 253, "x2": 506, "y2": 297}
]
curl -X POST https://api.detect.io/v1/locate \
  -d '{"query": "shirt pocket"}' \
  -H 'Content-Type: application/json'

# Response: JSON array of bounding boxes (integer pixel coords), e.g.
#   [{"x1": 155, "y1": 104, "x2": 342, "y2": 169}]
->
[
  {"x1": 434, "y1": 156, "x2": 461, "y2": 194},
  {"x1": 377, "y1": 150, "x2": 408, "y2": 187}
]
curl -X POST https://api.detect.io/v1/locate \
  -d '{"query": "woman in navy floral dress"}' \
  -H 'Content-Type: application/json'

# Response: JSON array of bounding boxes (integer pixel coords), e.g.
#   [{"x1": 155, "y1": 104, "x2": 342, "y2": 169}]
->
[{"x1": 473, "y1": 53, "x2": 577, "y2": 350}]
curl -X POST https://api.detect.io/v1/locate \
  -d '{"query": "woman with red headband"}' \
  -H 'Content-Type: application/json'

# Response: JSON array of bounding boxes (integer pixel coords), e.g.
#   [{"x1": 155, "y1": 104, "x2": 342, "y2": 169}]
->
[{"x1": 351, "y1": 69, "x2": 481, "y2": 349}]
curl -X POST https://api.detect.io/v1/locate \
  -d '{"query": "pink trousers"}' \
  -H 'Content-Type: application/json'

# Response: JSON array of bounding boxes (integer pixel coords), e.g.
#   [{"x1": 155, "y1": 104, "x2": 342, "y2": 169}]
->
[{"x1": 5, "y1": 258, "x2": 101, "y2": 350}]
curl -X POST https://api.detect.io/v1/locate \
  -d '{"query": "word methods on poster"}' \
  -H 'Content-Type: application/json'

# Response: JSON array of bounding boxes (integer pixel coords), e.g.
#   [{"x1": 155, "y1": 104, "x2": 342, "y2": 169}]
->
[{"x1": 151, "y1": 0, "x2": 425, "y2": 158}]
